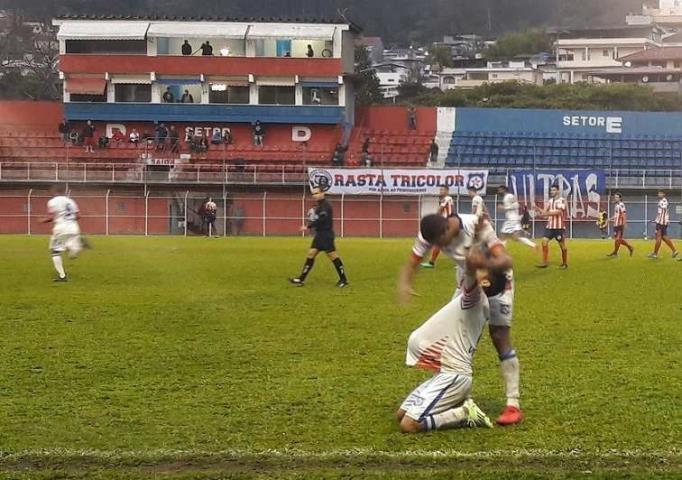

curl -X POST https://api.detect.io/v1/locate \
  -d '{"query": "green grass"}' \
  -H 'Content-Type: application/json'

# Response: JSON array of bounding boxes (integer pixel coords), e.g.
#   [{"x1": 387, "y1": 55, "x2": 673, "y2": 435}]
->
[{"x1": 0, "y1": 235, "x2": 680, "y2": 479}]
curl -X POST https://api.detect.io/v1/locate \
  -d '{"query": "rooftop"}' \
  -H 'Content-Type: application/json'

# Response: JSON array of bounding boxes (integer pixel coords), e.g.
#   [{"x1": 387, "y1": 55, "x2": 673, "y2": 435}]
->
[{"x1": 620, "y1": 46, "x2": 682, "y2": 61}]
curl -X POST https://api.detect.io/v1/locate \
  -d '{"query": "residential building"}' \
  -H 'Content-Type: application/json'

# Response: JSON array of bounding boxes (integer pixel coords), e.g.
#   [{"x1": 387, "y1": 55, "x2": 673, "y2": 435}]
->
[{"x1": 437, "y1": 61, "x2": 543, "y2": 90}]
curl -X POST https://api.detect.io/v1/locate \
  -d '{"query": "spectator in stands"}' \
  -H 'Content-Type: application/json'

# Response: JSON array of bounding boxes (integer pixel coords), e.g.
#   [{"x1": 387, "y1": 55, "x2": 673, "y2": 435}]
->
[
  {"x1": 169, "y1": 126, "x2": 180, "y2": 153},
  {"x1": 361, "y1": 137, "x2": 372, "y2": 166},
  {"x1": 332, "y1": 143, "x2": 348, "y2": 166},
  {"x1": 200, "y1": 131, "x2": 210, "y2": 152},
  {"x1": 223, "y1": 129, "x2": 233, "y2": 145},
  {"x1": 111, "y1": 128, "x2": 126, "y2": 143},
  {"x1": 407, "y1": 106, "x2": 417, "y2": 130},
  {"x1": 58, "y1": 119, "x2": 70, "y2": 143},
  {"x1": 162, "y1": 87, "x2": 175, "y2": 103},
  {"x1": 98, "y1": 135, "x2": 109, "y2": 149},
  {"x1": 311, "y1": 88, "x2": 321, "y2": 105},
  {"x1": 155, "y1": 123, "x2": 168, "y2": 151},
  {"x1": 200, "y1": 41, "x2": 213, "y2": 56},
  {"x1": 82, "y1": 120, "x2": 95, "y2": 153},
  {"x1": 181, "y1": 89, "x2": 194, "y2": 103},
  {"x1": 129, "y1": 128, "x2": 140, "y2": 145},
  {"x1": 253, "y1": 121, "x2": 265, "y2": 146},
  {"x1": 182, "y1": 40, "x2": 192, "y2": 55},
  {"x1": 429, "y1": 139, "x2": 439, "y2": 163},
  {"x1": 211, "y1": 130, "x2": 223, "y2": 145},
  {"x1": 306, "y1": 44, "x2": 315, "y2": 58}
]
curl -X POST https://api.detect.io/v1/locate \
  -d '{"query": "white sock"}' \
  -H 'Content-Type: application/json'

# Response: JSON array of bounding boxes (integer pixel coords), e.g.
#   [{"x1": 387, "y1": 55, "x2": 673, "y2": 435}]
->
[
  {"x1": 500, "y1": 353, "x2": 521, "y2": 409},
  {"x1": 518, "y1": 237, "x2": 536, "y2": 249},
  {"x1": 52, "y1": 255, "x2": 66, "y2": 278},
  {"x1": 421, "y1": 406, "x2": 467, "y2": 431}
]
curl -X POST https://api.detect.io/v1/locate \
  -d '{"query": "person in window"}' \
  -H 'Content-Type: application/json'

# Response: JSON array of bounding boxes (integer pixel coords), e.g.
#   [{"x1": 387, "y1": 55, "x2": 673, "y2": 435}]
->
[
  {"x1": 162, "y1": 87, "x2": 174, "y2": 103},
  {"x1": 200, "y1": 41, "x2": 213, "y2": 56},
  {"x1": 253, "y1": 121, "x2": 265, "y2": 146},
  {"x1": 169, "y1": 125, "x2": 180, "y2": 153},
  {"x1": 306, "y1": 44, "x2": 314, "y2": 58},
  {"x1": 181, "y1": 89, "x2": 194, "y2": 103},
  {"x1": 311, "y1": 88, "x2": 321, "y2": 105},
  {"x1": 182, "y1": 40, "x2": 192, "y2": 56}
]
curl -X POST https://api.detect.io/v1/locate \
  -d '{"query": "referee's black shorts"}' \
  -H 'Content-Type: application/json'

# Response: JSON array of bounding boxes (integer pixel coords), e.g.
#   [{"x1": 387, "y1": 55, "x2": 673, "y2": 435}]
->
[{"x1": 311, "y1": 231, "x2": 336, "y2": 253}]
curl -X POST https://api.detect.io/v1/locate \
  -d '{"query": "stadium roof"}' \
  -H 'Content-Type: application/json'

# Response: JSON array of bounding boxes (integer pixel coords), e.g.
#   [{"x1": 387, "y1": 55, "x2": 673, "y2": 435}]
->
[{"x1": 53, "y1": 14, "x2": 362, "y2": 32}]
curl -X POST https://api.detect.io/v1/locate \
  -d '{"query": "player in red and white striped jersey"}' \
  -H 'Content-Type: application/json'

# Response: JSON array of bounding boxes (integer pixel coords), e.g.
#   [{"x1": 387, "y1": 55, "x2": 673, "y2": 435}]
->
[
  {"x1": 421, "y1": 185, "x2": 455, "y2": 269},
  {"x1": 536, "y1": 184, "x2": 568, "y2": 269},
  {"x1": 607, "y1": 192, "x2": 634, "y2": 258},
  {"x1": 648, "y1": 190, "x2": 678, "y2": 259}
]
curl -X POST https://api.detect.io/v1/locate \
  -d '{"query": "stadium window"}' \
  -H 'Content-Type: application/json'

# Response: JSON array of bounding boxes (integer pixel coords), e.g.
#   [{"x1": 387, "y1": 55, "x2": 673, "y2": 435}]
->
[
  {"x1": 65, "y1": 40, "x2": 147, "y2": 54},
  {"x1": 209, "y1": 84, "x2": 250, "y2": 104},
  {"x1": 302, "y1": 87, "x2": 339, "y2": 105},
  {"x1": 603, "y1": 49, "x2": 610, "y2": 57},
  {"x1": 258, "y1": 86, "x2": 295, "y2": 105},
  {"x1": 114, "y1": 84, "x2": 152, "y2": 103}
]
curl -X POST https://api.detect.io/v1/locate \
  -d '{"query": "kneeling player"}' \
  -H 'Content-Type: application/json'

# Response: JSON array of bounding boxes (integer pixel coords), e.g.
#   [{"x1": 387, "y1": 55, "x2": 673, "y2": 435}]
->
[{"x1": 396, "y1": 249, "x2": 501, "y2": 433}]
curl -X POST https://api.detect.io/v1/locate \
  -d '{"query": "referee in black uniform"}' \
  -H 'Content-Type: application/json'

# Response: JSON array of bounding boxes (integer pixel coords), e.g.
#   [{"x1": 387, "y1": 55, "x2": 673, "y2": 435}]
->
[{"x1": 289, "y1": 187, "x2": 349, "y2": 288}]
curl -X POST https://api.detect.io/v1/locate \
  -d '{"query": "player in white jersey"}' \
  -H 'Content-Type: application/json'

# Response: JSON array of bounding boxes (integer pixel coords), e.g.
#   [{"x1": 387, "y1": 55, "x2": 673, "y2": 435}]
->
[
  {"x1": 497, "y1": 185, "x2": 536, "y2": 249},
  {"x1": 648, "y1": 190, "x2": 678, "y2": 259},
  {"x1": 42, "y1": 185, "x2": 86, "y2": 281},
  {"x1": 468, "y1": 186, "x2": 487, "y2": 221},
  {"x1": 398, "y1": 213, "x2": 523, "y2": 426},
  {"x1": 397, "y1": 248, "x2": 499, "y2": 433},
  {"x1": 421, "y1": 185, "x2": 454, "y2": 269},
  {"x1": 536, "y1": 184, "x2": 568, "y2": 269}
]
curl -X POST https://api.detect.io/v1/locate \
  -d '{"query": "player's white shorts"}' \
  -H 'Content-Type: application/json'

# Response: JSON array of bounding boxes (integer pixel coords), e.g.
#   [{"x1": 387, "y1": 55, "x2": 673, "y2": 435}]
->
[
  {"x1": 501, "y1": 220, "x2": 522, "y2": 235},
  {"x1": 400, "y1": 372, "x2": 472, "y2": 422},
  {"x1": 453, "y1": 270, "x2": 514, "y2": 328},
  {"x1": 50, "y1": 224, "x2": 82, "y2": 256}
]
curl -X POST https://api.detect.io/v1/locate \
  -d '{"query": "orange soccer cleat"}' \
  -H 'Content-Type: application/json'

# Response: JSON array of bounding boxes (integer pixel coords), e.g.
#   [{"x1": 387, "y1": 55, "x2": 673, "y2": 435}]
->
[{"x1": 496, "y1": 405, "x2": 523, "y2": 426}]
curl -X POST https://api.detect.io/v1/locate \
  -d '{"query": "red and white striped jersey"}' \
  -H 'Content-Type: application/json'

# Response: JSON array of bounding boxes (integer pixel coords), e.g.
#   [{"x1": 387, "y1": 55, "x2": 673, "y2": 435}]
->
[
  {"x1": 614, "y1": 201, "x2": 626, "y2": 227},
  {"x1": 656, "y1": 198, "x2": 670, "y2": 225},
  {"x1": 439, "y1": 195, "x2": 454, "y2": 218},
  {"x1": 545, "y1": 197, "x2": 567, "y2": 229}
]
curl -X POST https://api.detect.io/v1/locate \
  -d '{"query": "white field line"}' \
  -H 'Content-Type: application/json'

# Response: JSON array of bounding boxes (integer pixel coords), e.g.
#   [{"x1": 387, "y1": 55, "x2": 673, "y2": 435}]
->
[{"x1": 0, "y1": 448, "x2": 680, "y2": 462}]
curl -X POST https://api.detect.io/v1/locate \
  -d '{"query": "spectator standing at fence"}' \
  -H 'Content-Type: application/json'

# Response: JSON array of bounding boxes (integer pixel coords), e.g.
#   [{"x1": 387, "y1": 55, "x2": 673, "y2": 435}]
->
[
  {"x1": 596, "y1": 211, "x2": 608, "y2": 239},
  {"x1": 408, "y1": 106, "x2": 417, "y2": 130},
  {"x1": 200, "y1": 41, "x2": 213, "y2": 56},
  {"x1": 82, "y1": 120, "x2": 95, "y2": 153},
  {"x1": 429, "y1": 139, "x2": 439, "y2": 164},
  {"x1": 521, "y1": 204, "x2": 531, "y2": 234},
  {"x1": 58, "y1": 119, "x2": 70, "y2": 143},
  {"x1": 203, "y1": 198, "x2": 218, "y2": 237},
  {"x1": 253, "y1": 121, "x2": 265, "y2": 146},
  {"x1": 648, "y1": 190, "x2": 678, "y2": 259},
  {"x1": 182, "y1": 40, "x2": 192, "y2": 55}
]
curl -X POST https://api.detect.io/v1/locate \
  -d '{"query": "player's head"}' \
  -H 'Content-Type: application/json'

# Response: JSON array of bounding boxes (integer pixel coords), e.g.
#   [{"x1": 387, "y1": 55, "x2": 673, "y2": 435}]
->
[
  {"x1": 658, "y1": 189, "x2": 666, "y2": 199},
  {"x1": 420, "y1": 214, "x2": 459, "y2": 247},
  {"x1": 438, "y1": 185, "x2": 449, "y2": 197},
  {"x1": 467, "y1": 186, "x2": 478, "y2": 198},
  {"x1": 614, "y1": 192, "x2": 622, "y2": 202},
  {"x1": 550, "y1": 184, "x2": 560, "y2": 198},
  {"x1": 311, "y1": 187, "x2": 325, "y2": 201},
  {"x1": 497, "y1": 184, "x2": 508, "y2": 195}
]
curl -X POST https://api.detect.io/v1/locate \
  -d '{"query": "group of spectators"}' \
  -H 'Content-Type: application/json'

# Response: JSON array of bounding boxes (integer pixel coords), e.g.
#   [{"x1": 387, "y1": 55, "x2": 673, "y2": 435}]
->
[
  {"x1": 180, "y1": 40, "x2": 214, "y2": 56},
  {"x1": 162, "y1": 87, "x2": 195, "y2": 104}
]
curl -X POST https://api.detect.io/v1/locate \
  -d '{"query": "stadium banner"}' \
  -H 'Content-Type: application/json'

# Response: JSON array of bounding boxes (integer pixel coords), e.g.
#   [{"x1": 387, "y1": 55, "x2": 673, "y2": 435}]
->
[
  {"x1": 307, "y1": 168, "x2": 489, "y2": 196},
  {"x1": 508, "y1": 170, "x2": 606, "y2": 220}
]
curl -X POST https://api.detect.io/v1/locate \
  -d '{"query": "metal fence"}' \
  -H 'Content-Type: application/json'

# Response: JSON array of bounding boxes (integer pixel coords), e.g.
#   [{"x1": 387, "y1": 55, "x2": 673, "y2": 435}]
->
[{"x1": 1, "y1": 190, "x2": 680, "y2": 239}]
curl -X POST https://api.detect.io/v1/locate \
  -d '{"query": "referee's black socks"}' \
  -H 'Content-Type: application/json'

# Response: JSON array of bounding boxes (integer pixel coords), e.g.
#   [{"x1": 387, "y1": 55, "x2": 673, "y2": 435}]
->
[
  {"x1": 333, "y1": 258, "x2": 347, "y2": 282},
  {"x1": 299, "y1": 258, "x2": 315, "y2": 281}
]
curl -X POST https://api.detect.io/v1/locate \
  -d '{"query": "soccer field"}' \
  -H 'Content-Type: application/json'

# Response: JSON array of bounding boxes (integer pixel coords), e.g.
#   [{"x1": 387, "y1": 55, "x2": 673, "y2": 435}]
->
[{"x1": 0, "y1": 235, "x2": 680, "y2": 479}]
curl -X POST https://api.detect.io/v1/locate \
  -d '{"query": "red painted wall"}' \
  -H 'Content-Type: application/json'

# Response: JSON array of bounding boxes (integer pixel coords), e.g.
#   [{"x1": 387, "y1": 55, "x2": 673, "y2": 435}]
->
[
  {"x1": 60, "y1": 55, "x2": 343, "y2": 77},
  {"x1": 0, "y1": 101, "x2": 64, "y2": 128},
  {"x1": 355, "y1": 106, "x2": 437, "y2": 132}
]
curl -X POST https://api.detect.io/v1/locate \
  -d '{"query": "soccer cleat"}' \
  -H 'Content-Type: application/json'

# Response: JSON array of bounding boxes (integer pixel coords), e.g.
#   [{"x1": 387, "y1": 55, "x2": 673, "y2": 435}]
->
[
  {"x1": 629, "y1": 247, "x2": 635, "y2": 257},
  {"x1": 81, "y1": 237, "x2": 93, "y2": 250},
  {"x1": 647, "y1": 253, "x2": 658, "y2": 259},
  {"x1": 53, "y1": 276, "x2": 68, "y2": 283},
  {"x1": 606, "y1": 253, "x2": 617, "y2": 258},
  {"x1": 463, "y1": 399, "x2": 493, "y2": 428},
  {"x1": 336, "y1": 280, "x2": 349, "y2": 288},
  {"x1": 673, "y1": 251, "x2": 679, "y2": 259},
  {"x1": 535, "y1": 263, "x2": 548, "y2": 269},
  {"x1": 559, "y1": 264, "x2": 568, "y2": 270},
  {"x1": 420, "y1": 262, "x2": 435, "y2": 269},
  {"x1": 496, "y1": 405, "x2": 524, "y2": 426},
  {"x1": 288, "y1": 277, "x2": 305, "y2": 287}
]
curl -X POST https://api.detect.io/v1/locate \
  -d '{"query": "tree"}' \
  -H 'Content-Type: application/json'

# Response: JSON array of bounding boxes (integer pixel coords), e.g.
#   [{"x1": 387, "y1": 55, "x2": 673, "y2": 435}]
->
[
  {"x1": 354, "y1": 46, "x2": 382, "y2": 105},
  {"x1": 427, "y1": 45, "x2": 454, "y2": 70},
  {"x1": 484, "y1": 29, "x2": 552, "y2": 60}
]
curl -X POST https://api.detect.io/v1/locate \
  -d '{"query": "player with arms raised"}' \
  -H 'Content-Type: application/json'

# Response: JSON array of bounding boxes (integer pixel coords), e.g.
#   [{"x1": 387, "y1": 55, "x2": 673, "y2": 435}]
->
[
  {"x1": 607, "y1": 192, "x2": 634, "y2": 257},
  {"x1": 42, "y1": 184, "x2": 87, "y2": 282},
  {"x1": 421, "y1": 185, "x2": 453, "y2": 269},
  {"x1": 536, "y1": 184, "x2": 568, "y2": 269},
  {"x1": 497, "y1": 185, "x2": 536, "y2": 249},
  {"x1": 399, "y1": 212, "x2": 524, "y2": 426},
  {"x1": 396, "y1": 246, "x2": 504, "y2": 433}
]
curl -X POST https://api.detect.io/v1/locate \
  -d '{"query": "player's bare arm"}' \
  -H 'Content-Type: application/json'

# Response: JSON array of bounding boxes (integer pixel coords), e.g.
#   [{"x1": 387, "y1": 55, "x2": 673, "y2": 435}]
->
[{"x1": 398, "y1": 254, "x2": 421, "y2": 305}]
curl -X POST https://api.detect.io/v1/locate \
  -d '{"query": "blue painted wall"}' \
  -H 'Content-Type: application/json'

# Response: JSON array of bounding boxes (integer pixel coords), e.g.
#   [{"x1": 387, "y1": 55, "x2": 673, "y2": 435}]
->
[
  {"x1": 65, "y1": 103, "x2": 345, "y2": 125},
  {"x1": 454, "y1": 108, "x2": 682, "y2": 138}
]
